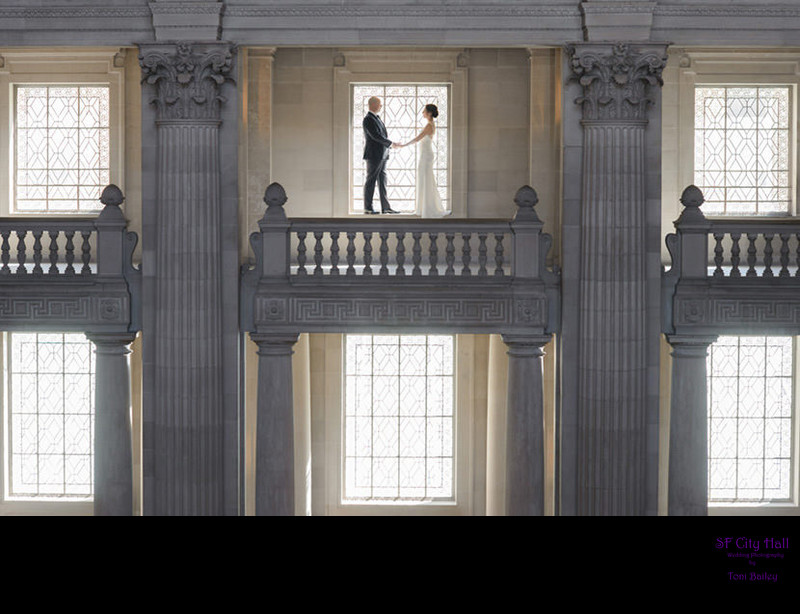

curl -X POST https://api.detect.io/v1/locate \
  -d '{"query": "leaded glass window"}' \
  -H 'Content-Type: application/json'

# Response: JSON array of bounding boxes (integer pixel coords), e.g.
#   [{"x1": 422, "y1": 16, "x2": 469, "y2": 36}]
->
[
  {"x1": 14, "y1": 85, "x2": 110, "y2": 214},
  {"x1": 694, "y1": 87, "x2": 791, "y2": 215},
  {"x1": 5, "y1": 333, "x2": 95, "y2": 499},
  {"x1": 707, "y1": 336, "x2": 794, "y2": 502},
  {"x1": 352, "y1": 84, "x2": 449, "y2": 214},
  {"x1": 344, "y1": 335, "x2": 454, "y2": 502}
]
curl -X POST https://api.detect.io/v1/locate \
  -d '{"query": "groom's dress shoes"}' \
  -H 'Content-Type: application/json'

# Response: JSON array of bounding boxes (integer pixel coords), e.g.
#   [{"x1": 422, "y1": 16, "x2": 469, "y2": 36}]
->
[
  {"x1": 364, "y1": 209, "x2": 379, "y2": 214},
  {"x1": 382, "y1": 208, "x2": 399, "y2": 214}
]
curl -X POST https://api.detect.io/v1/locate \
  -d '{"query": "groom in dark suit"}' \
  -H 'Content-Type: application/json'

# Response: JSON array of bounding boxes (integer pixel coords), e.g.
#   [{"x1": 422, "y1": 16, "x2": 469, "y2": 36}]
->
[{"x1": 362, "y1": 96, "x2": 399, "y2": 214}]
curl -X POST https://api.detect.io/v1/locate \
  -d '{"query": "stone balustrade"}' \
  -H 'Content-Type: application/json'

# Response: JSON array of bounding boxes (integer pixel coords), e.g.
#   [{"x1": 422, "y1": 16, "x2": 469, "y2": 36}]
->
[
  {"x1": 663, "y1": 185, "x2": 800, "y2": 516},
  {"x1": 242, "y1": 181, "x2": 561, "y2": 515}
]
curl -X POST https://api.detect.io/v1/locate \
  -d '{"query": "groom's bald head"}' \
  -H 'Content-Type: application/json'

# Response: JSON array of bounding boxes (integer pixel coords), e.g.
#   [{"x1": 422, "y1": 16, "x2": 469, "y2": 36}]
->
[{"x1": 368, "y1": 96, "x2": 382, "y2": 112}]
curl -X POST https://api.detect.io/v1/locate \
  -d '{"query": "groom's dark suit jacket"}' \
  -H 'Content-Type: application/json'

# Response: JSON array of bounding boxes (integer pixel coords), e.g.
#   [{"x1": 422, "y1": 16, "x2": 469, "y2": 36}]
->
[{"x1": 362, "y1": 112, "x2": 392, "y2": 162}]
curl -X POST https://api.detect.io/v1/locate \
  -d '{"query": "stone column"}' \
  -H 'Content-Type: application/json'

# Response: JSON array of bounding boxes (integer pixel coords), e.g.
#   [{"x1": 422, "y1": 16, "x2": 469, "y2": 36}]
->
[
  {"x1": 251, "y1": 333, "x2": 299, "y2": 516},
  {"x1": 568, "y1": 43, "x2": 668, "y2": 515},
  {"x1": 666, "y1": 335, "x2": 717, "y2": 516},
  {"x1": 88, "y1": 333, "x2": 137, "y2": 516},
  {"x1": 502, "y1": 334, "x2": 551, "y2": 516},
  {"x1": 139, "y1": 43, "x2": 234, "y2": 515}
]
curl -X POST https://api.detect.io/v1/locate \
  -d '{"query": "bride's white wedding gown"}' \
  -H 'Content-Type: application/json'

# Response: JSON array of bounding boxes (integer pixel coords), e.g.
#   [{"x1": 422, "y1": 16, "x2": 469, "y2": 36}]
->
[{"x1": 417, "y1": 133, "x2": 449, "y2": 217}]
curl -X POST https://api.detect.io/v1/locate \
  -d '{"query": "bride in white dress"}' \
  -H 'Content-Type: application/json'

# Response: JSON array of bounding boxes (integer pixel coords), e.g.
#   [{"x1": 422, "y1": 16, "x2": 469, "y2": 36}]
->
[{"x1": 397, "y1": 104, "x2": 450, "y2": 217}]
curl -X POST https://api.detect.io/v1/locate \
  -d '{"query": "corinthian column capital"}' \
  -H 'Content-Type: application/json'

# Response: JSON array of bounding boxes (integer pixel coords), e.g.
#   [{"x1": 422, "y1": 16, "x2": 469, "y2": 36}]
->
[
  {"x1": 138, "y1": 42, "x2": 235, "y2": 122},
  {"x1": 567, "y1": 42, "x2": 668, "y2": 122}
]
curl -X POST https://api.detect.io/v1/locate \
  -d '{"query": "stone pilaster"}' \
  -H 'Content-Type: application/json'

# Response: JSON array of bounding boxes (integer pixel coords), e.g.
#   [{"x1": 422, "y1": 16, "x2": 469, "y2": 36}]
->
[
  {"x1": 139, "y1": 42, "x2": 234, "y2": 515},
  {"x1": 251, "y1": 333, "x2": 299, "y2": 516},
  {"x1": 666, "y1": 335, "x2": 717, "y2": 516},
  {"x1": 503, "y1": 334, "x2": 551, "y2": 516},
  {"x1": 568, "y1": 42, "x2": 667, "y2": 515},
  {"x1": 88, "y1": 333, "x2": 137, "y2": 516}
]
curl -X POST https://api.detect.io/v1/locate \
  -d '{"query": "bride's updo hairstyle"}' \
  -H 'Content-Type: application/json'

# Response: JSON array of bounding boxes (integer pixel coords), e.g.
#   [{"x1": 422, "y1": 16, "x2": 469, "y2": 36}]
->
[{"x1": 425, "y1": 104, "x2": 439, "y2": 119}]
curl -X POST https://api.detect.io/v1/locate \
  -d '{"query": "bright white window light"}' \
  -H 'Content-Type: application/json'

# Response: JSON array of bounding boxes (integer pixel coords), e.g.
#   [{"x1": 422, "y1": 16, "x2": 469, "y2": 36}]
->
[
  {"x1": 707, "y1": 336, "x2": 794, "y2": 502},
  {"x1": 343, "y1": 334, "x2": 454, "y2": 502},
  {"x1": 6, "y1": 333, "x2": 95, "y2": 499},
  {"x1": 14, "y1": 85, "x2": 110, "y2": 214}
]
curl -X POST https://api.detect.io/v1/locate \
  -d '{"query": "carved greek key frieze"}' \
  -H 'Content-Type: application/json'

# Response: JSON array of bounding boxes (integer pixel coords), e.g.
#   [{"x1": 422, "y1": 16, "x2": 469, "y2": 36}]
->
[
  {"x1": 568, "y1": 43, "x2": 667, "y2": 122},
  {"x1": 288, "y1": 298, "x2": 511, "y2": 325},
  {"x1": 139, "y1": 43, "x2": 235, "y2": 121},
  {"x1": 0, "y1": 295, "x2": 129, "y2": 325},
  {"x1": 712, "y1": 300, "x2": 800, "y2": 325}
]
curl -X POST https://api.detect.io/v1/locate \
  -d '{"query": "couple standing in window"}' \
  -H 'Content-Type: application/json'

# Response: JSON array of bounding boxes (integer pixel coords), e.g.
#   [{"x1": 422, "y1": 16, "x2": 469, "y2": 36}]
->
[{"x1": 362, "y1": 96, "x2": 450, "y2": 217}]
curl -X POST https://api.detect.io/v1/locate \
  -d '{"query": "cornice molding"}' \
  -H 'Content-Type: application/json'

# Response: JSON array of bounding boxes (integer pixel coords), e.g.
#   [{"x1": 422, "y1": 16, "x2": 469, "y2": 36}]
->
[
  {"x1": 654, "y1": 4, "x2": 800, "y2": 18},
  {"x1": 225, "y1": 5, "x2": 581, "y2": 19},
  {"x1": 0, "y1": 7, "x2": 151, "y2": 18}
]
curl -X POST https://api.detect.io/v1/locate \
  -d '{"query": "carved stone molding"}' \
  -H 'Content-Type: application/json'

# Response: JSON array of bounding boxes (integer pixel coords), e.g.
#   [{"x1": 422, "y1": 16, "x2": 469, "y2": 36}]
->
[
  {"x1": 567, "y1": 42, "x2": 668, "y2": 122},
  {"x1": 139, "y1": 42, "x2": 235, "y2": 122}
]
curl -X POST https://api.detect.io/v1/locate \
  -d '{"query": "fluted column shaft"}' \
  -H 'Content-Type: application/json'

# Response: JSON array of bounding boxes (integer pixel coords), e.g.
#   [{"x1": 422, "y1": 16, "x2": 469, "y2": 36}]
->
[
  {"x1": 154, "y1": 121, "x2": 223, "y2": 515},
  {"x1": 667, "y1": 335, "x2": 717, "y2": 516},
  {"x1": 89, "y1": 333, "x2": 137, "y2": 516},
  {"x1": 568, "y1": 43, "x2": 667, "y2": 515},
  {"x1": 503, "y1": 334, "x2": 550, "y2": 516},
  {"x1": 139, "y1": 43, "x2": 234, "y2": 515},
  {"x1": 252, "y1": 333, "x2": 299, "y2": 516},
  {"x1": 578, "y1": 121, "x2": 647, "y2": 515}
]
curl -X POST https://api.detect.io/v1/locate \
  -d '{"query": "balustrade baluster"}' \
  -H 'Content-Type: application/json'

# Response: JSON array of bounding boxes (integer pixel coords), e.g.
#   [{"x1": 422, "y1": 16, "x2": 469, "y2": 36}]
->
[
  {"x1": 48, "y1": 230, "x2": 59, "y2": 275},
  {"x1": 329, "y1": 231, "x2": 340, "y2": 276},
  {"x1": 0, "y1": 230, "x2": 10, "y2": 275},
  {"x1": 313, "y1": 231, "x2": 324, "y2": 276},
  {"x1": 346, "y1": 231, "x2": 356, "y2": 276},
  {"x1": 296, "y1": 231, "x2": 308, "y2": 276},
  {"x1": 478, "y1": 233, "x2": 488, "y2": 277},
  {"x1": 796, "y1": 233, "x2": 800, "y2": 278},
  {"x1": 379, "y1": 232, "x2": 389, "y2": 276},
  {"x1": 763, "y1": 234, "x2": 774, "y2": 278},
  {"x1": 32, "y1": 230, "x2": 43, "y2": 276},
  {"x1": 411, "y1": 232, "x2": 422, "y2": 277},
  {"x1": 712, "y1": 233, "x2": 724, "y2": 278},
  {"x1": 64, "y1": 230, "x2": 76, "y2": 276},
  {"x1": 461, "y1": 233, "x2": 472, "y2": 276},
  {"x1": 363, "y1": 232, "x2": 373, "y2": 276},
  {"x1": 16, "y1": 230, "x2": 27, "y2": 276},
  {"x1": 428, "y1": 233, "x2": 439, "y2": 276},
  {"x1": 779, "y1": 234, "x2": 790, "y2": 278},
  {"x1": 395, "y1": 232, "x2": 405, "y2": 276},
  {"x1": 494, "y1": 233, "x2": 505, "y2": 277},
  {"x1": 444, "y1": 233, "x2": 455, "y2": 276},
  {"x1": 746, "y1": 233, "x2": 757, "y2": 277},
  {"x1": 80, "y1": 230, "x2": 92, "y2": 275},
  {"x1": 730, "y1": 233, "x2": 741, "y2": 278}
]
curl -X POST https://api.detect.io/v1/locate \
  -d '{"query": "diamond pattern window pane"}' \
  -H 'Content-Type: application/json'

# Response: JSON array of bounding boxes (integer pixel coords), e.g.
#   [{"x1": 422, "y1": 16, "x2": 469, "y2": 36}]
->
[
  {"x1": 695, "y1": 87, "x2": 791, "y2": 215},
  {"x1": 14, "y1": 85, "x2": 110, "y2": 214},
  {"x1": 707, "y1": 336, "x2": 794, "y2": 502},
  {"x1": 344, "y1": 335, "x2": 454, "y2": 502},
  {"x1": 352, "y1": 84, "x2": 449, "y2": 214},
  {"x1": 7, "y1": 333, "x2": 95, "y2": 499}
]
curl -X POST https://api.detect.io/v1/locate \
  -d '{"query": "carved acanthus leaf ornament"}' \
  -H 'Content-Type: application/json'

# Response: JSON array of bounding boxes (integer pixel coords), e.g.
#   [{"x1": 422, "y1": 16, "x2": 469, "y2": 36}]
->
[
  {"x1": 568, "y1": 43, "x2": 667, "y2": 122},
  {"x1": 139, "y1": 43, "x2": 235, "y2": 121}
]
